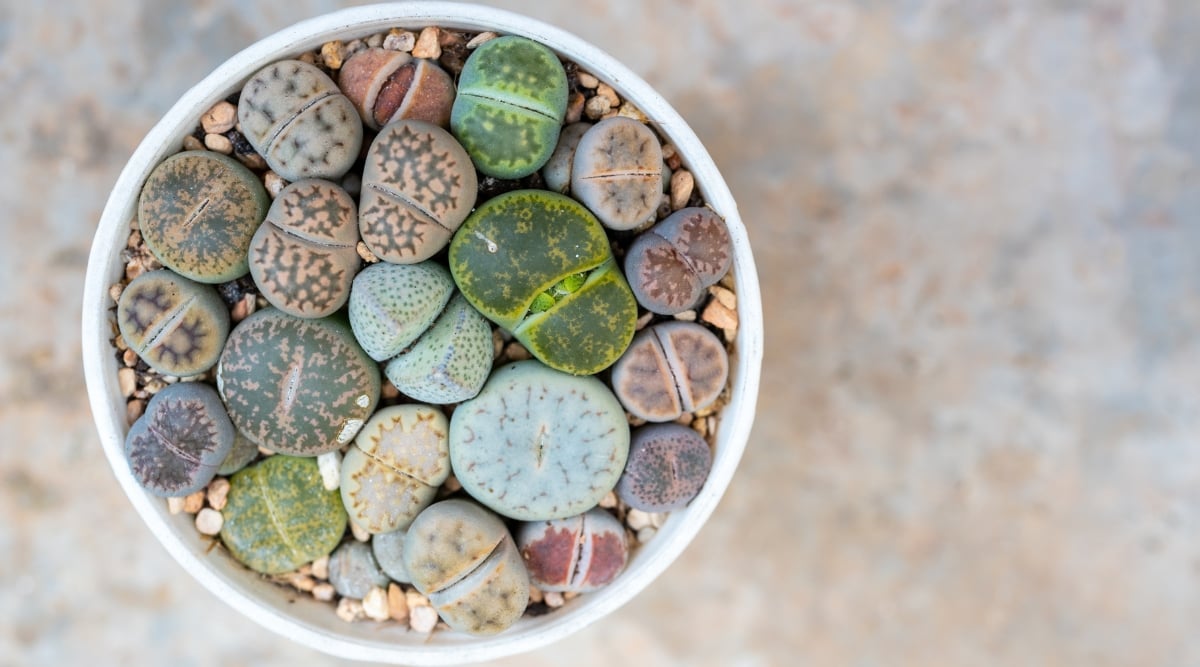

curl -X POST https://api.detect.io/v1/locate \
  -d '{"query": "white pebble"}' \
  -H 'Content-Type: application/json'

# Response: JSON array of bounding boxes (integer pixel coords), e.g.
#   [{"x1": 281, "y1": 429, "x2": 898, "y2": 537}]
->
[
  {"x1": 206, "y1": 477, "x2": 230, "y2": 510},
  {"x1": 118, "y1": 367, "x2": 137, "y2": 398},
  {"x1": 626, "y1": 508, "x2": 653, "y2": 531},
  {"x1": 167, "y1": 496, "x2": 186, "y2": 515},
  {"x1": 466, "y1": 31, "x2": 498, "y2": 49},
  {"x1": 312, "y1": 582, "x2": 336, "y2": 601},
  {"x1": 311, "y1": 554, "x2": 330, "y2": 580},
  {"x1": 383, "y1": 30, "x2": 416, "y2": 52},
  {"x1": 204, "y1": 133, "x2": 233, "y2": 154},
  {"x1": 543, "y1": 591, "x2": 565, "y2": 608},
  {"x1": 409, "y1": 604, "x2": 439, "y2": 633},
  {"x1": 637, "y1": 526, "x2": 658, "y2": 543},
  {"x1": 336, "y1": 597, "x2": 365, "y2": 622},
  {"x1": 405, "y1": 590, "x2": 430, "y2": 609},
  {"x1": 350, "y1": 519, "x2": 371, "y2": 542},
  {"x1": 362, "y1": 586, "x2": 390, "y2": 621},
  {"x1": 649, "y1": 512, "x2": 668, "y2": 528},
  {"x1": 317, "y1": 450, "x2": 342, "y2": 491},
  {"x1": 194, "y1": 508, "x2": 223, "y2": 535}
]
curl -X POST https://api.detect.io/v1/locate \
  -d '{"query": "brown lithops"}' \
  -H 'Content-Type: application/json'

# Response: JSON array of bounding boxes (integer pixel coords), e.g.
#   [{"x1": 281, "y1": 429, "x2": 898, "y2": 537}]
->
[
  {"x1": 616, "y1": 423, "x2": 712, "y2": 512},
  {"x1": 624, "y1": 207, "x2": 733, "y2": 315},
  {"x1": 610, "y1": 321, "x2": 729, "y2": 422},
  {"x1": 117, "y1": 269, "x2": 230, "y2": 377},
  {"x1": 571, "y1": 117, "x2": 663, "y2": 230},
  {"x1": 339, "y1": 48, "x2": 456, "y2": 129}
]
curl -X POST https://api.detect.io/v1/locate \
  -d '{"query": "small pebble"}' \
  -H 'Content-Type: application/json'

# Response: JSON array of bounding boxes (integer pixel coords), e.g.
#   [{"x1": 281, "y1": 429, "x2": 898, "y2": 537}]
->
[
  {"x1": 637, "y1": 526, "x2": 657, "y2": 543},
  {"x1": 406, "y1": 589, "x2": 430, "y2": 609},
  {"x1": 595, "y1": 83, "x2": 619, "y2": 108},
  {"x1": 503, "y1": 341, "x2": 531, "y2": 361},
  {"x1": 599, "y1": 491, "x2": 618, "y2": 509},
  {"x1": 584, "y1": 95, "x2": 612, "y2": 120},
  {"x1": 118, "y1": 367, "x2": 136, "y2": 397},
  {"x1": 528, "y1": 587, "x2": 544, "y2": 604},
  {"x1": 344, "y1": 38, "x2": 367, "y2": 60},
  {"x1": 167, "y1": 496, "x2": 186, "y2": 515},
  {"x1": 350, "y1": 519, "x2": 371, "y2": 542},
  {"x1": 674, "y1": 309, "x2": 697, "y2": 322},
  {"x1": 413, "y1": 27, "x2": 442, "y2": 59},
  {"x1": 321, "y1": 40, "x2": 346, "y2": 69},
  {"x1": 409, "y1": 604, "x2": 439, "y2": 633},
  {"x1": 544, "y1": 591, "x2": 565, "y2": 608},
  {"x1": 635, "y1": 311, "x2": 654, "y2": 330},
  {"x1": 125, "y1": 398, "x2": 145, "y2": 426},
  {"x1": 617, "y1": 102, "x2": 648, "y2": 123},
  {"x1": 230, "y1": 294, "x2": 256, "y2": 323},
  {"x1": 362, "y1": 586, "x2": 391, "y2": 621},
  {"x1": 114, "y1": 334, "x2": 128, "y2": 351},
  {"x1": 662, "y1": 143, "x2": 682, "y2": 170},
  {"x1": 442, "y1": 474, "x2": 462, "y2": 493},
  {"x1": 312, "y1": 582, "x2": 336, "y2": 601},
  {"x1": 565, "y1": 91, "x2": 585, "y2": 124},
  {"x1": 311, "y1": 555, "x2": 330, "y2": 580},
  {"x1": 380, "y1": 380, "x2": 400, "y2": 400},
  {"x1": 204, "y1": 133, "x2": 233, "y2": 154},
  {"x1": 388, "y1": 583, "x2": 409, "y2": 622},
  {"x1": 183, "y1": 490, "x2": 205, "y2": 514},
  {"x1": 195, "y1": 507, "x2": 224, "y2": 535},
  {"x1": 626, "y1": 508, "x2": 653, "y2": 531},
  {"x1": 109, "y1": 283, "x2": 124, "y2": 303},
  {"x1": 693, "y1": 416, "x2": 708, "y2": 438},
  {"x1": 701, "y1": 298, "x2": 738, "y2": 332},
  {"x1": 466, "y1": 31, "x2": 498, "y2": 48},
  {"x1": 286, "y1": 572, "x2": 316, "y2": 592},
  {"x1": 383, "y1": 29, "x2": 415, "y2": 52},
  {"x1": 182, "y1": 135, "x2": 204, "y2": 151},
  {"x1": 670, "y1": 170, "x2": 695, "y2": 210},
  {"x1": 263, "y1": 171, "x2": 287, "y2": 199},
  {"x1": 297, "y1": 51, "x2": 318, "y2": 66},
  {"x1": 317, "y1": 450, "x2": 342, "y2": 491},
  {"x1": 122, "y1": 348, "x2": 138, "y2": 367},
  {"x1": 492, "y1": 329, "x2": 505, "y2": 359},
  {"x1": 336, "y1": 597, "x2": 365, "y2": 623},
  {"x1": 710, "y1": 285, "x2": 736, "y2": 310},
  {"x1": 577, "y1": 71, "x2": 599, "y2": 89},
  {"x1": 650, "y1": 512, "x2": 667, "y2": 528},
  {"x1": 256, "y1": 446, "x2": 275, "y2": 457},
  {"x1": 356, "y1": 241, "x2": 380, "y2": 264},
  {"x1": 201, "y1": 101, "x2": 237, "y2": 134},
  {"x1": 235, "y1": 152, "x2": 267, "y2": 171},
  {"x1": 206, "y1": 477, "x2": 231, "y2": 510}
]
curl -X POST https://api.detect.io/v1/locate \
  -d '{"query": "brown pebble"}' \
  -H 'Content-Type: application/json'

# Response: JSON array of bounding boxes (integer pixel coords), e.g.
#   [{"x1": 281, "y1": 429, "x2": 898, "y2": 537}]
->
[
  {"x1": 311, "y1": 554, "x2": 330, "y2": 580},
  {"x1": 235, "y1": 151, "x2": 267, "y2": 171},
  {"x1": 167, "y1": 496, "x2": 186, "y2": 515},
  {"x1": 387, "y1": 583, "x2": 409, "y2": 622},
  {"x1": 117, "y1": 367, "x2": 137, "y2": 398},
  {"x1": 122, "y1": 348, "x2": 139, "y2": 367},
  {"x1": 321, "y1": 40, "x2": 346, "y2": 69},
  {"x1": 701, "y1": 298, "x2": 738, "y2": 331},
  {"x1": 380, "y1": 380, "x2": 400, "y2": 400},
  {"x1": 405, "y1": 590, "x2": 430, "y2": 609},
  {"x1": 670, "y1": 170, "x2": 694, "y2": 210},
  {"x1": 595, "y1": 83, "x2": 620, "y2": 108},
  {"x1": 437, "y1": 30, "x2": 464, "y2": 47},
  {"x1": 383, "y1": 29, "x2": 415, "y2": 52},
  {"x1": 336, "y1": 597, "x2": 365, "y2": 622},
  {"x1": 565, "y1": 91, "x2": 585, "y2": 124},
  {"x1": 195, "y1": 508, "x2": 224, "y2": 535},
  {"x1": 442, "y1": 474, "x2": 462, "y2": 493},
  {"x1": 286, "y1": 572, "x2": 317, "y2": 592},
  {"x1": 528, "y1": 586, "x2": 544, "y2": 604},
  {"x1": 577, "y1": 71, "x2": 599, "y2": 89},
  {"x1": 298, "y1": 563, "x2": 312, "y2": 576},
  {"x1": 710, "y1": 285, "x2": 736, "y2": 310},
  {"x1": 617, "y1": 102, "x2": 649, "y2": 123},
  {"x1": 663, "y1": 143, "x2": 683, "y2": 170},
  {"x1": 126, "y1": 229, "x2": 142, "y2": 248},
  {"x1": 413, "y1": 27, "x2": 442, "y2": 59},
  {"x1": 232, "y1": 294, "x2": 256, "y2": 323},
  {"x1": 366, "y1": 33, "x2": 384, "y2": 48},
  {"x1": 693, "y1": 415, "x2": 709, "y2": 438},
  {"x1": 409, "y1": 605, "x2": 438, "y2": 633},
  {"x1": 182, "y1": 490, "x2": 205, "y2": 514},
  {"x1": 109, "y1": 283, "x2": 124, "y2": 303},
  {"x1": 206, "y1": 477, "x2": 231, "y2": 510},
  {"x1": 263, "y1": 171, "x2": 287, "y2": 199},
  {"x1": 204, "y1": 133, "x2": 233, "y2": 154},
  {"x1": 312, "y1": 582, "x2": 336, "y2": 602},
  {"x1": 503, "y1": 341, "x2": 532, "y2": 361},
  {"x1": 126, "y1": 398, "x2": 146, "y2": 425},
  {"x1": 182, "y1": 135, "x2": 204, "y2": 151},
  {"x1": 544, "y1": 591, "x2": 565, "y2": 608},
  {"x1": 356, "y1": 241, "x2": 379, "y2": 264},
  {"x1": 350, "y1": 520, "x2": 370, "y2": 542},
  {"x1": 144, "y1": 378, "x2": 166, "y2": 395},
  {"x1": 201, "y1": 101, "x2": 237, "y2": 134},
  {"x1": 635, "y1": 310, "x2": 654, "y2": 331},
  {"x1": 492, "y1": 328, "x2": 505, "y2": 360},
  {"x1": 466, "y1": 31, "x2": 498, "y2": 49},
  {"x1": 297, "y1": 51, "x2": 318, "y2": 66},
  {"x1": 584, "y1": 95, "x2": 612, "y2": 120},
  {"x1": 599, "y1": 491, "x2": 618, "y2": 509},
  {"x1": 362, "y1": 586, "x2": 390, "y2": 621},
  {"x1": 114, "y1": 335, "x2": 128, "y2": 352}
]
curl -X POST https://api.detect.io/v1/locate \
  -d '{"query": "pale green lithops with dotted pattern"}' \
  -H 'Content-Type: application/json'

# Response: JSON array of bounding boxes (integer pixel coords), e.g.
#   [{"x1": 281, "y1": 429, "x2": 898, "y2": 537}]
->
[
  {"x1": 340, "y1": 405, "x2": 451, "y2": 534},
  {"x1": 348, "y1": 262, "x2": 453, "y2": 361},
  {"x1": 137, "y1": 151, "x2": 268, "y2": 283},
  {"x1": 451, "y1": 36, "x2": 568, "y2": 179},
  {"x1": 124, "y1": 382, "x2": 233, "y2": 497},
  {"x1": 571, "y1": 117, "x2": 663, "y2": 230},
  {"x1": 117, "y1": 269, "x2": 229, "y2": 377},
  {"x1": 384, "y1": 294, "x2": 492, "y2": 404},
  {"x1": 220, "y1": 455, "x2": 347, "y2": 575},
  {"x1": 450, "y1": 360, "x2": 629, "y2": 521},
  {"x1": 238, "y1": 59, "x2": 363, "y2": 181},
  {"x1": 217, "y1": 308, "x2": 380, "y2": 456},
  {"x1": 449, "y1": 190, "x2": 637, "y2": 375}
]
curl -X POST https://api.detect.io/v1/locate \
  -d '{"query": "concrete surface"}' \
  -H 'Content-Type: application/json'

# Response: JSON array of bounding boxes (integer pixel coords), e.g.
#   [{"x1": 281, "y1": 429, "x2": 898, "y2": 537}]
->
[{"x1": 3, "y1": 0, "x2": 1200, "y2": 665}]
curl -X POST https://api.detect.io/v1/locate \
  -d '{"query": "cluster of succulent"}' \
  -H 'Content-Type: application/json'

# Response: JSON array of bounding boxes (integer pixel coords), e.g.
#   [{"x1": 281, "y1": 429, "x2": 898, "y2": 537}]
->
[{"x1": 113, "y1": 26, "x2": 736, "y2": 637}]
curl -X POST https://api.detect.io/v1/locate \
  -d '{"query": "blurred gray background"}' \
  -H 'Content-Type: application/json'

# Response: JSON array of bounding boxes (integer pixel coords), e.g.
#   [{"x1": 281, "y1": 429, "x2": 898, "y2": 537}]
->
[{"x1": 4, "y1": 0, "x2": 1200, "y2": 665}]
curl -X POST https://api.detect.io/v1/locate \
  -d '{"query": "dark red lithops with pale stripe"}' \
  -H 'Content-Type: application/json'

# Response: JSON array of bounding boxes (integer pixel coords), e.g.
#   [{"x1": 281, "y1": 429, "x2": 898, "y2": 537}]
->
[
  {"x1": 124, "y1": 382, "x2": 234, "y2": 497},
  {"x1": 616, "y1": 423, "x2": 712, "y2": 513},
  {"x1": 624, "y1": 207, "x2": 733, "y2": 315},
  {"x1": 610, "y1": 321, "x2": 729, "y2": 422},
  {"x1": 339, "y1": 48, "x2": 456, "y2": 130},
  {"x1": 517, "y1": 509, "x2": 628, "y2": 593}
]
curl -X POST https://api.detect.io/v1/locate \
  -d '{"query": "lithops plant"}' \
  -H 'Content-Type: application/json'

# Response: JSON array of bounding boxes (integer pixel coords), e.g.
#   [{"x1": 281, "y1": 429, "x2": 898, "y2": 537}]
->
[
  {"x1": 372, "y1": 527, "x2": 411, "y2": 584},
  {"x1": 611, "y1": 321, "x2": 729, "y2": 422},
  {"x1": 449, "y1": 360, "x2": 629, "y2": 521},
  {"x1": 220, "y1": 454, "x2": 347, "y2": 575},
  {"x1": 616, "y1": 423, "x2": 713, "y2": 512},
  {"x1": 338, "y1": 48, "x2": 456, "y2": 130},
  {"x1": 340, "y1": 405, "x2": 451, "y2": 534},
  {"x1": 625, "y1": 206, "x2": 733, "y2": 315},
  {"x1": 517, "y1": 508, "x2": 628, "y2": 593},
  {"x1": 217, "y1": 430, "x2": 259, "y2": 476},
  {"x1": 403, "y1": 499, "x2": 530, "y2": 635},
  {"x1": 117, "y1": 269, "x2": 230, "y2": 377},
  {"x1": 124, "y1": 382, "x2": 234, "y2": 497},
  {"x1": 451, "y1": 35, "x2": 568, "y2": 178},
  {"x1": 449, "y1": 190, "x2": 637, "y2": 375},
  {"x1": 541, "y1": 122, "x2": 590, "y2": 194},
  {"x1": 137, "y1": 151, "x2": 268, "y2": 283},
  {"x1": 248, "y1": 179, "x2": 361, "y2": 318},
  {"x1": 384, "y1": 294, "x2": 492, "y2": 404},
  {"x1": 359, "y1": 120, "x2": 477, "y2": 264},
  {"x1": 238, "y1": 59, "x2": 363, "y2": 181},
  {"x1": 217, "y1": 309, "x2": 380, "y2": 456},
  {"x1": 328, "y1": 540, "x2": 391, "y2": 599},
  {"x1": 571, "y1": 117, "x2": 664, "y2": 231}
]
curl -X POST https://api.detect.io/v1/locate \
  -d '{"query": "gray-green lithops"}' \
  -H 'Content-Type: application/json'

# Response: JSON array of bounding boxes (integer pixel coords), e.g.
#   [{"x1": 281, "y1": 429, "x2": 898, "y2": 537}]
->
[
  {"x1": 217, "y1": 430, "x2": 259, "y2": 476},
  {"x1": 328, "y1": 540, "x2": 391, "y2": 599},
  {"x1": 449, "y1": 360, "x2": 629, "y2": 521},
  {"x1": 117, "y1": 269, "x2": 230, "y2": 377},
  {"x1": 571, "y1": 117, "x2": 663, "y2": 230},
  {"x1": 371, "y1": 528, "x2": 411, "y2": 584},
  {"x1": 610, "y1": 321, "x2": 728, "y2": 422},
  {"x1": 541, "y1": 122, "x2": 590, "y2": 193},
  {"x1": 124, "y1": 382, "x2": 234, "y2": 497},
  {"x1": 616, "y1": 423, "x2": 712, "y2": 512},
  {"x1": 383, "y1": 293, "x2": 492, "y2": 404},
  {"x1": 137, "y1": 151, "x2": 268, "y2": 283},
  {"x1": 517, "y1": 508, "x2": 628, "y2": 593},
  {"x1": 625, "y1": 207, "x2": 733, "y2": 314},
  {"x1": 238, "y1": 59, "x2": 363, "y2": 181}
]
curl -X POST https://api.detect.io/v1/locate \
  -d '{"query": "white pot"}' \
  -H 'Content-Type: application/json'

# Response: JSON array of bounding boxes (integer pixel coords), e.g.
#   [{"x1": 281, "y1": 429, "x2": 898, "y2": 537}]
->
[{"x1": 81, "y1": 3, "x2": 763, "y2": 663}]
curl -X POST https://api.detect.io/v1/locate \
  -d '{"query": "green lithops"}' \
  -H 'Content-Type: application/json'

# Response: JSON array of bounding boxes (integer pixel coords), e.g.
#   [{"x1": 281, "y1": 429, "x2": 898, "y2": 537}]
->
[
  {"x1": 137, "y1": 151, "x2": 268, "y2": 283},
  {"x1": 124, "y1": 382, "x2": 234, "y2": 497},
  {"x1": 449, "y1": 190, "x2": 637, "y2": 375},
  {"x1": 348, "y1": 262, "x2": 454, "y2": 361},
  {"x1": 220, "y1": 454, "x2": 347, "y2": 575},
  {"x1": 117, "y1": 269, "x2": 230, "y2": 377},
  {"x1": 451, "y1": 35, "x2": 568, "y2": 178}
]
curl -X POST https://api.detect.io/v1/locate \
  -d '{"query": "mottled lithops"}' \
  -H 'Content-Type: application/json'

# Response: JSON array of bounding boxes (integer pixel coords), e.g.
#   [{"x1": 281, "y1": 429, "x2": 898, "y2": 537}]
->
[
  {"x1": 372, "y1": 528, "x2": 411, "y2": 583},
  {"x1": 541, "y1": 122, "x2": 590, "y2": 193},
  {"x1": 248, "y1": 180, "x2": 361, "y2": 318},
  {"x1": 220, "y1": 455, "x2": 347, "y2": 574},
  {"x1": 238, "y1": 59, "x2": 363, "y2": 181},
  {"x1": 449, "y1": 190, "x2": 637, "y2": 375},
  {"x1": 359, "y1": 120, "x2": 477, "y2": 264},
  {"x1": 384, "y1": 293, "x2": 492, "y2": 404},
  {"x1": 348, "y1": 262, "x2": 454, "y2": 362},
  {"x1": 328, "y1": 540, "x2": 391, "y2": 599},
  {"x1": 217, "y1": 430, "x2": 259, "y2": 476},
  {"x1": 611, "y1": 321, "x2": 728, "y2": 422},
  {"x1": 451, "y1": 36, "x2": 568, "y2": 178},
  {"x1": 340, "y1": 405, "x2": 451, "y2": 534},
  {"x1": 617, "y1": 423, "x2": 712, "y2": 512},
  {"x1": 449, "y1": 361, "x2": 629, "y2": 521},
  {"x1": 339, "y1": 49, "x2": 456, "y2": 129},
  {"x1": 625, "y1": 207, "x2": 733, "y2": 314},
  {"x1": 117, "y1": 269, "x2": 230, "y2": 377},
  {"x1": 403, "y1": 499, "x2": 530, "y2": 635},
  {"x1": 571, "y1": 117, "x2": 663, "y2": 230},
  {"x1": 217, "y1": 309, "x2": 380, "y2": 456},
  {"x1": 137, "y1": 151, "x2": 268, "y2": 283},
  {"x1": 124, "y1": 382, "x2": 234, "y2": 497},
  {"x1": 517, "y1": 508, "x2": 628, "y2": 593}
]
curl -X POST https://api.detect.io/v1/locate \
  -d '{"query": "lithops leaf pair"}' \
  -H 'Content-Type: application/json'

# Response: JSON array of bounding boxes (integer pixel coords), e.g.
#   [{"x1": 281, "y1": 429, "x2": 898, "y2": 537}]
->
[
  {"x1": 625, "y1": 207, "x2": 733, "y2": 314},
  {"x1": 339, "y1": 48, "x2": 456, "y2": 129},
  {"x1": 517, "y1": 509, "x2": 628, "y2": 593},
  {"x1": 117, "y1": 269, "x2": 230, "y2": 377},
  {"x1": 611, "y1": 321, "x2": 728, "y2": 422},
  {"x1": 124, "y1": 382, "x2": 234, "y2": 497},
  {"x1": 617, "y1": 423, "x2": 712, "y2": 512},
  {"x1": 572, "y1": 117, "x2": 664, "y2": 230}
]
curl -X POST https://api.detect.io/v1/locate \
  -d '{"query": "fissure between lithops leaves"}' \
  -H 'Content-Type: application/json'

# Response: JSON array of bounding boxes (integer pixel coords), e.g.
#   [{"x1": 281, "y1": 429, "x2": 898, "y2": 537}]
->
[{"x1": 521, "y1": 267, "x2": 596, "y2": 320}]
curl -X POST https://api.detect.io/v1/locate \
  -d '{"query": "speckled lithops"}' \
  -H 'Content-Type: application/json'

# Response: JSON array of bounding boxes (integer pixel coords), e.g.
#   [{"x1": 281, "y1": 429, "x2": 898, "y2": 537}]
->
[
  {"x1": 617, "y1": 423, "x2": 712, "y2": 512},
  {"x1": 611, "y1": 321, "x2": 728, "y2": 422},
  {"x1": 339, "y1": 48, "x2": 456, "y2": 130},
  {"x1": 248, "y1": 179, "x2": 361, "y2": 318},
  {"x1": 403, "y1": 499, "x2": 530, "y2": 635},
  {"x1": 625, "y1": 207, "x2": 733, "y2": 314},
  {"x1": 572, "y1": 117, "x2": 663, "y2": 230},
  {"x1": 451, "y1": 35, "x2": 568, "y2": 178},
  {"x1": 384, "y1": 293, "x2": 492, "y2": 404},
  {"x1": 117, "y1": 269, "x2": 229, "y2": 377},
  {"x1": 124, "y1": 382, "x2": 234, "y2": 497},
  {"x1": 348, "y1": 262, "x2": 454, "y2": 361},
  {"x1": 238, "y1": 59, "x2": 363, "y2": 181},
  {"x1": 449, "y1": 190, "x2": 637, "y2": 375},
  {"x1": 449, "y1": 360, "x2": 629, "y2": 521},
  {"x1": 359, "y1": 120, "x2": 477, "y2": 264},
  {"x1": 340, "y1": 405, "x2": 451, "y2": 534},
  {"x1": 541, "y1": 122, "x2": 590, "y2": 193},
  {"x1": 517, "y1": 508, "x2": 628, "y2": 593},
  {"x1": 328, "y1": 540, "x2": 391, "y2": 599},
  {"x1": 217, "y1": 308, "x2": 380, "y2": 456},
  {"x1": 220, "y1": 454, "x2": 347, "y2": 574},
  {"x1": 137, "y1": 151, "x2": 268, "y2": 283}
]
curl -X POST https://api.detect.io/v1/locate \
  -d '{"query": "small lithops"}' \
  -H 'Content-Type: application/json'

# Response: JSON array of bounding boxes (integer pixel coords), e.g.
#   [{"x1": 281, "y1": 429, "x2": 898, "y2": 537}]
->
[
  {"x1": 449, "y1": 360, "x2": 630, "y2": 521},
  {"x1": 617, "y1": 423, "x2": 713, "y2": 512},
  {"x1": 238, "y1": 59, "x2": 363, "y2": 181},
  {"x1": 217, "y1": 309, "x2": 380, "y2": 456},
  {"x1": 541, "y1": 122, "x2": 590, "y2": 193},
  {"x1": 220, "y1": 454, "x2": 348, "y2": 574},
  {"x1": 611, "y1": 321, "x2": 729, "y2": 422},
  {"x1": 449, "y1": 190, "x2": 637, "y2": 375},
  {"x1": 248, "y1": 180, "x2": 361, "y2": 318},
  {"x1": 571, "y1": 117, "x2": 664, "y2": 230},
  {"x1": 371, "y1": 528, "x2": 411, "y2": 584},
  {"x1": 117, "y1": 269, "x2": 230, "y2": 377},
  {"x1": 359, "y1": 120, "x2": 477, "y2": 264},
  {"x1": 217, "y1": 430, "x2": 259, "y2": 476},
  {"x1": 124, "y1": 382, "x2": 234, "y2": 497},
  {"x1": 328, "y1": 540, "x2": 391, "y2": 599},
  {"x1": 451, "y1": 35, "x2": 569, "y2": 178},
  {"x1": 517, "y1": 508, "x2": 628, "y2": 593},
  {"x1": 338, "y1": 48, "x2": 456, "y2": 129},
  {"x1": 403, "y1": 499, "x2": 530, "y2": 635},
  {"x1": 138, "y1": 151, "x2": 269, "y2": 283},
  {"x1": 625, "y1": 207, "x2": 733, "y2": 314}
]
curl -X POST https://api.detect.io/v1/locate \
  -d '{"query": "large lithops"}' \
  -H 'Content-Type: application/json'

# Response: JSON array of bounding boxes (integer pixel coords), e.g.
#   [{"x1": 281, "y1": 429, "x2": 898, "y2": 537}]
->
[
  {"x1": 625, "y1": 207, "x2": 733, "y2": 315},
  {"x1": 449, "y1": 360, "x2": 629, "y2": 521},
  {"x1": 124, "y1": 382, "x2": 234, "y2": 497},
  {"x1": 359, "y1": 120, "x2": 477, "y2": 264},
  {"x1": 220, "y1": 455, "x2": 347, "y2": 574},
  {"x1": 616, "y1": 423, "x2": 713, "y2": 512},
  {"x1": 137, "y1": 151, "x2": 268, "y2": 283},
  {"x1": 117, "y1": 269, "x2": 230, "y2": 377},
  {"x1": 451, "y1": 36, "x2": 568, "y2": 179},
  {"x1": 403, "y1": 499, "x2": 530, "y2": 635},
  {"x1": 216, "y1": 309, "x2": 380, "y2": 456},
  {"x1": 610, "y1": 321, "x2": 728, "y2": 422},
  {"x1": 339, "y1": 48, "x2": 455, "y2": 130},
  {"x1": 238, "y1": 59, "x2": 363, "y2": 181},
  {"x1": 449, "y1": 190, "x2": 637, "y2": 375},
  {"x1": 571, "y1": 117, "x2": 663, "y2": 230},
  {"x1": 517, "y1": 508, "x2": 628, "y2": 593}
]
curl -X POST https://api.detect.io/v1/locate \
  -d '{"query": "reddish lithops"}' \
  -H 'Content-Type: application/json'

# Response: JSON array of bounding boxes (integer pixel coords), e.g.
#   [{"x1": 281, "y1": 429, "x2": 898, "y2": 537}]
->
[
  {"x1": 339, "y1": 48, "x2": 456, "y2": 129},
  {"x1": 610, "y1": 321, "x2": 729, "y2": 422},
  {"x1": 624, "y1": 207, "x2": 733, "y2": 315},
  {"x1": 571, "y1": 117, "x2": 663, "y2": 230},
  {"x1": 517, "y1": 509, "x2": 628, "y2": 593},
  {"x1": 616, "y1": 423, "x2": 712, "y2": 512}
]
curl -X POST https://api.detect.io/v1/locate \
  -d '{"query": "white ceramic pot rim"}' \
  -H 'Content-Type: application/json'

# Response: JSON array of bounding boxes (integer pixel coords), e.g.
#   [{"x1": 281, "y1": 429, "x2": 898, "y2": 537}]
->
[{"x1": 82, "y1": 3, "x2": 763, "y2": 664}]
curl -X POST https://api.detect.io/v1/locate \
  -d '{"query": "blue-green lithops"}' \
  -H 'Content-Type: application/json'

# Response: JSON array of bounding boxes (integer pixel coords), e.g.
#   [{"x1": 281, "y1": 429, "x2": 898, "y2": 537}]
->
[
  {"x1": 124, "y1": 382, "x2": 234, "y2": 497},
  {"x1": 571, "y1": 117, "x2": 663, "y2": 230},
  {"x1": 617, "y1": 423, "x2": 712, "y2": 512},
  {"x1": 328, "y1": 540, "x2": 391, "y2": 599},
  {"x1": 610, "y1": 321, "x2": 728, "y2": 422},
  {"x1": 449, "y1": 360, "x2": 629, "y2": 521},
  {"x1": 117, "y1": 269, "x2": 230, "y2": 377},
  {"x1": 517, "y1": 508, "x2": 628, "y2": 593},
  {"x1": 383, "y1": 294, "x2": 492, "y2": 404},
  {"x1": 371, "y1": 528, "x2": 411, "y2": 584},
  {"x1": 625, "y1": 207, "x2": 733, "y2": 314}
]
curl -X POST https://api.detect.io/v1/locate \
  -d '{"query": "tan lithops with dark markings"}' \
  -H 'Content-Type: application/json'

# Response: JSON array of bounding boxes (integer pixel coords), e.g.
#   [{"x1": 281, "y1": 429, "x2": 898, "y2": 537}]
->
[
  {"x1": 117, "y1": 269, "x2": 230, "y2": 377},
  {"x1": 338, "y1": 48, "x2": 456, "y2": 130},
  {"x1": 571, "y1": 117, "x2": 663, "y2": 230},
  {"x1": 610, "y1": 321, "x2": 729, "y2": 422},
  {"x1": 624, "y1": 206, "x2": 733, "y2": 314}
]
